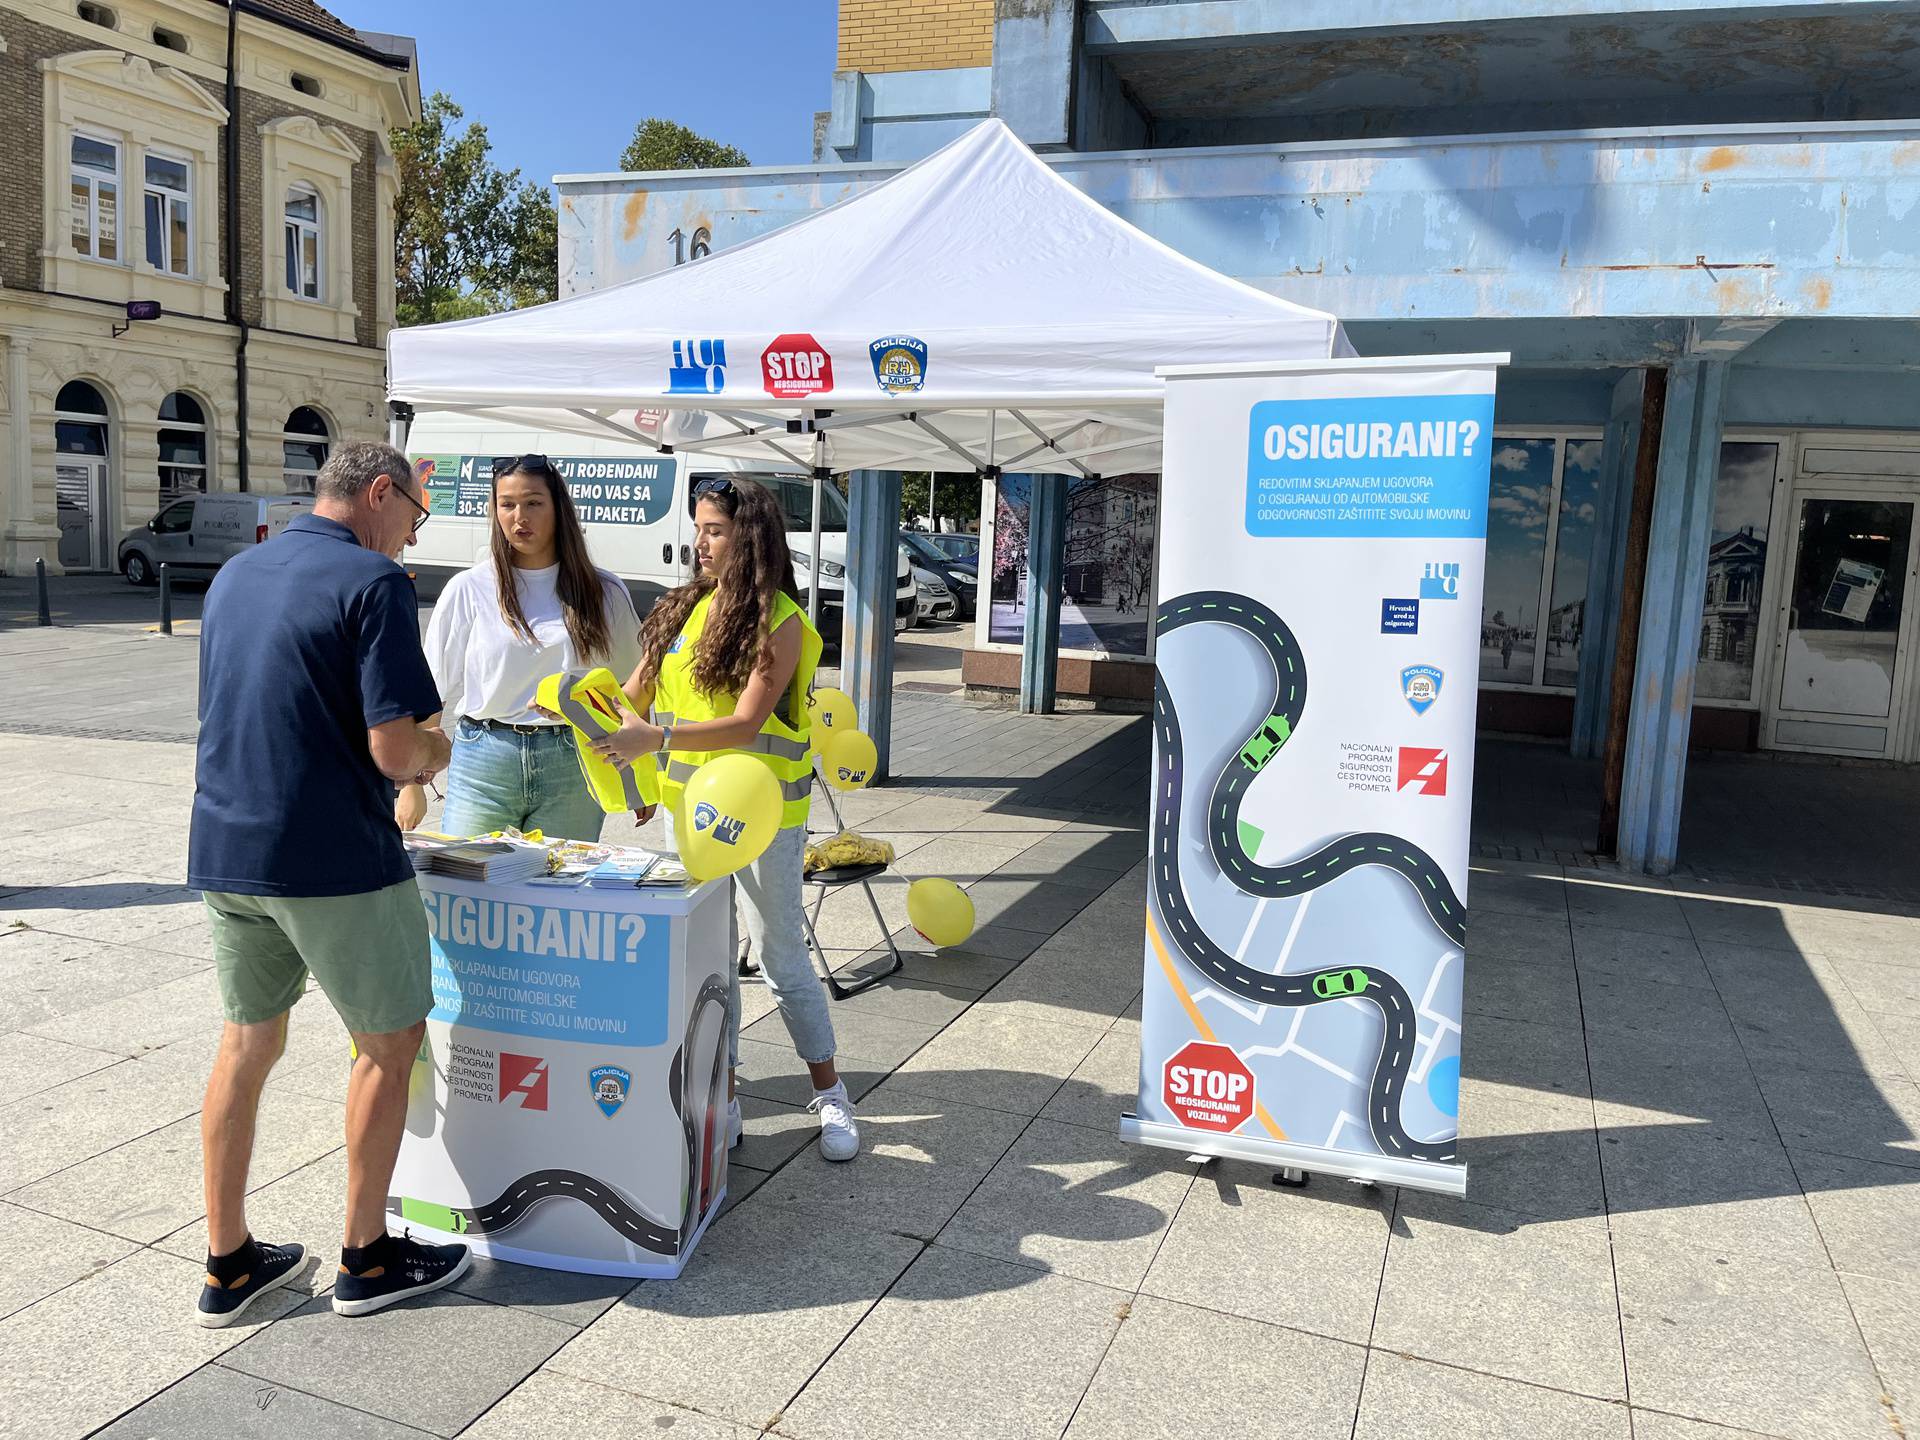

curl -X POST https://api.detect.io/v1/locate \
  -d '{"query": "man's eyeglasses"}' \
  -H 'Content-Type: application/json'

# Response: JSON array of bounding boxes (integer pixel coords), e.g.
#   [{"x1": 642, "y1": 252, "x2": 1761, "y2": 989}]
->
[
  {"x1": 493, "y1": 453, "x2": 555, "y2": 478},
  {"x1": 395, "y1": 480, "x2": 432, "y2": 536}
]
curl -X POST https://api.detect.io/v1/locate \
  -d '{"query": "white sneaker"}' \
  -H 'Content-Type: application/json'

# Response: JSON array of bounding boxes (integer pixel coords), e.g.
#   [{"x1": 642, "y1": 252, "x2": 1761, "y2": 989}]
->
[
  {"x1": 726, "y1": 1097, "x2": 743, "y2": 1150},
  {"x1": 809, "y1": 1082, "x2": 860, "y2": 1162}
]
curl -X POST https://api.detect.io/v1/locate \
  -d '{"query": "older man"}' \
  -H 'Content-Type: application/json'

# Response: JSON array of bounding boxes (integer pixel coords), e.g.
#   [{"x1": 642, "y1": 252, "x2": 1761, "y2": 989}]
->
[{"x1": 189, "y1": 440, "x2": 467, "y2": 1325}]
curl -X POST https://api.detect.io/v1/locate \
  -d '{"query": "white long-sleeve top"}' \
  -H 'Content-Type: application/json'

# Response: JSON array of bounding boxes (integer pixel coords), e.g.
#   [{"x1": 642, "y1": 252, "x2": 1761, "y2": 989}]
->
[{"x1": 424, "y1": 562, "x2": 643, "y2": 726}]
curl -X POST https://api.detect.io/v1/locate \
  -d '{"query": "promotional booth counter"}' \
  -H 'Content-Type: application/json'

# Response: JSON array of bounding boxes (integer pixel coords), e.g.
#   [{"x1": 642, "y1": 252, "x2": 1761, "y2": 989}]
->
[{"x1": 389, "y1": 867, "x2": 732, "y2": 1280}]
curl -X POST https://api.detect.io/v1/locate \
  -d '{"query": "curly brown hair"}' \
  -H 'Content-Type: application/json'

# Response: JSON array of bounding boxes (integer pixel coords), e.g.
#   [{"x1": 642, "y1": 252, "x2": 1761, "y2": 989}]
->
[{"x1": 635, "y1": 476, "x2": 802, "y2": 705}]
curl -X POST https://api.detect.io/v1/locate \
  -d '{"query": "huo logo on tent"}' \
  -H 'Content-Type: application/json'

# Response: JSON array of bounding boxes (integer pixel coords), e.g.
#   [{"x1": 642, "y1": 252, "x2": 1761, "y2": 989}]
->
[
  {"x1": 869, "y1": 336, "x2": 928, "y2": 395},
  {"x1": 669, "y1": 339, "x2": 727, "y2": 395}
]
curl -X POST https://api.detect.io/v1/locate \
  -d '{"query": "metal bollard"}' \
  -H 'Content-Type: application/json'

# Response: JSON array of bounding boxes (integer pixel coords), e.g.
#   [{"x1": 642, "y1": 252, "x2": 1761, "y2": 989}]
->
[
  {"x1": 159, "y1": 563, "x2": 173, "y2": 636},
  {"x1": 35, "y1": 557, "x2": 51, "y2": 626}
]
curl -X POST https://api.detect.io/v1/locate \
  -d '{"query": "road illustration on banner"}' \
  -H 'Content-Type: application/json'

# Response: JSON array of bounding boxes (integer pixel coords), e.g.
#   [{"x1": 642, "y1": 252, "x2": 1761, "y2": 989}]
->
[
  {"x1": 389, "y1": 976, "x2": 731, "y2": 1255},
  {"x1": 1151, "y1": 590, "x2": 1462, "y2": 1163}
]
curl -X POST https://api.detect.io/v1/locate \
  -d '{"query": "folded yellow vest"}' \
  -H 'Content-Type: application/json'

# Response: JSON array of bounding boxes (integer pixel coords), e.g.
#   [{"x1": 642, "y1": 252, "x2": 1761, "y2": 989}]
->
[{"x1": 535, "y1": 667, "x2": 662, "y2": 814}]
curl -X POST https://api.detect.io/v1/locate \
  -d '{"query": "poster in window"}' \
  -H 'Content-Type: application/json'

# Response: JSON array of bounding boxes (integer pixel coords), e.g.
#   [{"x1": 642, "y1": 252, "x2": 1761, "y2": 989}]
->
[{"x1": 990, "y1": 474, "x2": 1159, "y2": 656}]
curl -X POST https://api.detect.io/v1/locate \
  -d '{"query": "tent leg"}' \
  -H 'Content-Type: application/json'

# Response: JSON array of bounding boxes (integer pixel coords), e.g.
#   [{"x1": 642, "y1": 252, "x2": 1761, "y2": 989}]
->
[
  {"x1": 1020, "y1": 473, "x2": 1066, "y2": 715},
  {"x1": 843, "y1": 469, "x2": 901, "y2": 780}
]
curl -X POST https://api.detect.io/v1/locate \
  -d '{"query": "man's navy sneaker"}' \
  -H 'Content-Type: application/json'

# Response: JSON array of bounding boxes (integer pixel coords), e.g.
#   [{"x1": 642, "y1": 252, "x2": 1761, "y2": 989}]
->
[
  {"x1": 194, "y1": 1239, "x2": 306, "y2": 1328},
  {"x1": 332, "y1": 1233, "x2": 471, "y2": 1317}
]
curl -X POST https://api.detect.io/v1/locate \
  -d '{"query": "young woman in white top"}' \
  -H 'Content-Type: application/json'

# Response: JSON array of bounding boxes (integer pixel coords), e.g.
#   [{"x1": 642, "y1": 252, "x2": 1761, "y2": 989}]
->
[{"x1": 396, "y1": 454, "x2": 642, "y2": 840}]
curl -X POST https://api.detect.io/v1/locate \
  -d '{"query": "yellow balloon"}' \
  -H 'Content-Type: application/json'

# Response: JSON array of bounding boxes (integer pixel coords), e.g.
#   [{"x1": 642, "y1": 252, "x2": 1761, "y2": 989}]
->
[
  {"x1": 679, "y1": 754, "x2": 782, "y2": 880},
  {"x1": 807, "y1": 687, "x2": 857, "y2": 750},
  {"x1": 822, "y1": 728, "x2": 878, "y2": 790},
  {"x1": 907, "y1": 877, "x2": 975, "y2": 948}
]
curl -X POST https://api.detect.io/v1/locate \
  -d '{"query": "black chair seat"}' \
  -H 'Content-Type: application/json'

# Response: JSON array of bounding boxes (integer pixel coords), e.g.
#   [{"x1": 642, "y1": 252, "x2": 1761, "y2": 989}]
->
[{"x1": 807, "y1": 861, "x2": 890, "y2": 887}]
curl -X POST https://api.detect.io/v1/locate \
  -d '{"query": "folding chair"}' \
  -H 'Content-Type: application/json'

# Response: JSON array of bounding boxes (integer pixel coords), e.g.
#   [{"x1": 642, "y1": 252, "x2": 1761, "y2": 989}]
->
[{"x1": 737, "y1": 763, "x2": 904, "y2": 1001}]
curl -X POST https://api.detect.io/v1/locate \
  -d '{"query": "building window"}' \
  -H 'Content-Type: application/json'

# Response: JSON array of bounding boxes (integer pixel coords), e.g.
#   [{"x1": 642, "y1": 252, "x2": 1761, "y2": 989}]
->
[
  {"x1": 284, "y1": 185, "x2": 323, "y2": 300},
  {"x1": 158, "y1": 392, "x2": 208, "y2": 499},
  {"x1": 77, "y1": 2, "x2": 116, "y2": 28},
  {"x1": 70, "y1": 134, "x2": 120, "y2": 262},
  {"x1": 282, "y1": 406, "x2": 330, "y2": 493},
  {"x1": 988, "y1": 473, "x2": 1160, "y2": 658},
  {"x1": 1695, "y1": 442, "x2": 1780, "y2": 704},
  {"x1": 291, "y1": 72, "x2": 324, "y2": 99},
  {"x1": 152, "y1": 26, "x2": 188, "y2": 53},
  {"x1": 1480, "y1": 438, "x2": 1560, "y2": 686},
  {"x1": 143, "y1": 154, "x2": 192, "y2": 276},
  {"x1": 1542, "y1": 440, "x2": 1603, "y2": 690}
]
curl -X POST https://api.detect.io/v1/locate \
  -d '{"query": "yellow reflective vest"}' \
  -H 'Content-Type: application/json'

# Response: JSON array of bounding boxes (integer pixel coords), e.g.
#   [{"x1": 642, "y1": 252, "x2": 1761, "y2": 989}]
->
[{"x1": 652, "y1": 589, "x2": 821, "y2": 830}]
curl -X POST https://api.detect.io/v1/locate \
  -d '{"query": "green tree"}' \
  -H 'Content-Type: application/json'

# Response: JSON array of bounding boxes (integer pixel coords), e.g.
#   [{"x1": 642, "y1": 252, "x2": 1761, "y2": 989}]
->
[
  {"x1": 392, "y1": 91, "x2": 555, "y2": 327},
  {"x1": 619, "y1": 118, "x2": 749, "y2": 171},
  {"x1": 899, "y1": 473, "x2": 979, "y2": 531}
]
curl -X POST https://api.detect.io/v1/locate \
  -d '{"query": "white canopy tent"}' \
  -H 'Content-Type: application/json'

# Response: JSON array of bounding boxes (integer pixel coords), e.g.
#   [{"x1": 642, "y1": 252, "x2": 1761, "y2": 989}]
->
[{"x1": 386, "y1": 118, "x2": 1349, "y2": 481}]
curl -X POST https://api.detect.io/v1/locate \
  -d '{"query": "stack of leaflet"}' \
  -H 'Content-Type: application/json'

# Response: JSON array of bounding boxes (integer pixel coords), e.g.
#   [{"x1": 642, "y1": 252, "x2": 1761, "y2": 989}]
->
[
  {"x1": 585, "y1": 852, "x2": 660, "y2": 889},
  {"x1": 403, "y1": 830, "x2": 463, "y2": 873},
  {"x1": 427, "y1": 839, "x2": 551, "y2": 884}
]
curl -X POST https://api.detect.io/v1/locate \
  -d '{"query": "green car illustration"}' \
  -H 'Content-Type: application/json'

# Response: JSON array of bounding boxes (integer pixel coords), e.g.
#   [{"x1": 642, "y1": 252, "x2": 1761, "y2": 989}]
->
[
  {"x1": 397, "y1": 1196, "x2": 470, "y2": 1235},
  {"x1": 1238, "y1": 715, "x2": 1293, "y2": 773},
  {"x1": 1312, "y1": 968, "x2": 1371, "y2": 999}
]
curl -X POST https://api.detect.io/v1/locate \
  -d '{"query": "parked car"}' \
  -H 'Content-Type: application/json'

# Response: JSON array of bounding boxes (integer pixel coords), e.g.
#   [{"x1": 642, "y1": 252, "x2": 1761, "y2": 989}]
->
[
  {"x1": 913, "y1": 563, "x2": 958, "y2": 623},
  {"x1": 925, "y1": 532, "x2": 980, "y2": 565},
  {"x1": 118, "y1": 492, "x2": 312, "y2": 586},
  {"x1": 901, "y1": 529, "x2": 976, "y2": 619}
]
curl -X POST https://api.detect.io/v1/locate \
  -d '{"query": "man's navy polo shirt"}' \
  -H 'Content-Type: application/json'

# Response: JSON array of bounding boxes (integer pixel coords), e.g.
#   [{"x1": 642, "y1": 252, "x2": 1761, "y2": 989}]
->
[{"x1": 189, "y1": 514, "x2": 440, "y2": 897}]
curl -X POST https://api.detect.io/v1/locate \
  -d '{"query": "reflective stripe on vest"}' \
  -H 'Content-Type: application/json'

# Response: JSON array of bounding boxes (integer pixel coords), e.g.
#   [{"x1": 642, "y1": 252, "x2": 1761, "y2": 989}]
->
[
  {"x1": 551, "y1": 669, "x2": 654, "y2": 812},
  {"x1": 653, "y1": 590, "x2": 822, "y2": 829}
]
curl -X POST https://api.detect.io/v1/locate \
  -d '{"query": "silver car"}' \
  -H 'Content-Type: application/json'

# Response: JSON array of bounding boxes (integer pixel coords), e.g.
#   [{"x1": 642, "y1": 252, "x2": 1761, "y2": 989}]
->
[{"x1": 118, "y1": 493, "x2": 312, "y2": 585}]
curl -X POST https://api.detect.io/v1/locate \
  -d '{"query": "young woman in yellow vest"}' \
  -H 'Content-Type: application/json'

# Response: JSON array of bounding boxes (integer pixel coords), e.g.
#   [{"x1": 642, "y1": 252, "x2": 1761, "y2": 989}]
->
[{"x1": 592, "y1": 476, "x2": 857, "y2": 1162}]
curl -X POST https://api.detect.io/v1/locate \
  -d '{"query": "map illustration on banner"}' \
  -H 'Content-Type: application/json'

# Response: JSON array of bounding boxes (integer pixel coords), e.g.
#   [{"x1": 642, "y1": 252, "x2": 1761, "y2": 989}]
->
[{"x1": 1131, "y1": 359, "x2": 1503, "y2": 1195}]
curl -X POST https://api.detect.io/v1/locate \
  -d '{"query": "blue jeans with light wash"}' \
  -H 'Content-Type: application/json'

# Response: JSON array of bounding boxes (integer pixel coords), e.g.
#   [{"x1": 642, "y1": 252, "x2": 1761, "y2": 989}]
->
[
  {"x1": 440, "y1": 718, "x2": 608, "y2": 843},
  {"x1": 666, "y1": 812, "x2": 834, "y2": 1071}
]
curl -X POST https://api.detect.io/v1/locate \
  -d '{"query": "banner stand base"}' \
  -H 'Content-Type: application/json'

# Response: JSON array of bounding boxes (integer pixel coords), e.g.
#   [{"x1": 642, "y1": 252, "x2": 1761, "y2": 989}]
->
[{"x1": 1119, "y1": 1114, "x2": 1468, "y2": 1198}]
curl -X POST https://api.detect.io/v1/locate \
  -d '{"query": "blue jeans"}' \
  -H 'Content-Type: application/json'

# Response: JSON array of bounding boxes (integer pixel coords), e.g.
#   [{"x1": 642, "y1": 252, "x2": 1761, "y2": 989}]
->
[
  {"x1": 667, "y1": 813, "x2": 835, "y2": 1071},
  {"x1": 440, "y1": 718, "x2": 608, "y2": 843}
]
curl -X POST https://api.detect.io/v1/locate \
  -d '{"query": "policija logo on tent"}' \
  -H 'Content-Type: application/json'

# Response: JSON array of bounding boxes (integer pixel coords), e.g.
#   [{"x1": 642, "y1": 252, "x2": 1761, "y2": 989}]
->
[{"x1": 869, "y1": 336, "x2": 927, "y2": 395}]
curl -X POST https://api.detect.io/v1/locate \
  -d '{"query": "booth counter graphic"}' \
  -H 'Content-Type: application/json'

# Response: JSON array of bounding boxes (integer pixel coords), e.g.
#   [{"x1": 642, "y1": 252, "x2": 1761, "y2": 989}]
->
[{"x1": 1129, "y1": 356, "x2": 1504, "y2": 1195}]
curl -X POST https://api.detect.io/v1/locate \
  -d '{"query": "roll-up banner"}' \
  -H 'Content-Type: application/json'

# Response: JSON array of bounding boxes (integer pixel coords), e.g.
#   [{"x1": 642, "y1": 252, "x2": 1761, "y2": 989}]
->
[{"x1": 1122, "y1": 354, "x2": 1506, "y2": 1196}]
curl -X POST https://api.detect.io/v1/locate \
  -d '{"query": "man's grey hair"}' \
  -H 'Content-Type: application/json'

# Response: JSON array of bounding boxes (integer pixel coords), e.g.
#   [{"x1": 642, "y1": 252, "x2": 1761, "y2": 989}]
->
[{"x1": 315, "y1": 440, "x2": 413, "y2": 502}]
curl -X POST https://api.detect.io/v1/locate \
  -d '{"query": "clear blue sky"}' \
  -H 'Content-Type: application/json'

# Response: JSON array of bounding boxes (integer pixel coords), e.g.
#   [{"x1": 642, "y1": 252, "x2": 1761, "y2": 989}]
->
[{"x1": 330, "y1": 1, "x2": 838, "y2": 190}]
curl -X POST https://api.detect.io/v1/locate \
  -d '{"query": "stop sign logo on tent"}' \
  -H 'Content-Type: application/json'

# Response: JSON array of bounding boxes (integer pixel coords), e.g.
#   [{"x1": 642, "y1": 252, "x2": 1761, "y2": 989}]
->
[
  {"x1": 1163, "y1": 1042, "x2": 1255, "y2": 1133},
  {"x1": 762, "y1": 334, "x2": 834, "y2": 399}
]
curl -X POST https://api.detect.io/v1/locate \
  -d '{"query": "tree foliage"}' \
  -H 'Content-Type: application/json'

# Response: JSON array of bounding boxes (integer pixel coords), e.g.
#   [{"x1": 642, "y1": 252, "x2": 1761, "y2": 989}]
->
[
  {"x1": 392, "y1": 92, "x2": 555, "y2": 327},
  {"x1": 620, "y1": 118, "x2": 749, "y2": 172}
]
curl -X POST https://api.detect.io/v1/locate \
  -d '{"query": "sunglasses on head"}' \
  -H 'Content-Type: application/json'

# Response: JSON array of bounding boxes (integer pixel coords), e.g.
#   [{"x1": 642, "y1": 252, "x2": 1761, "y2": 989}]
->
[
  {"x1": 492, "y1": 453, "x2": 555, "y2": 478},
  {"x1": 692, "y1": 476, "x2": 735, "y2": 500}
]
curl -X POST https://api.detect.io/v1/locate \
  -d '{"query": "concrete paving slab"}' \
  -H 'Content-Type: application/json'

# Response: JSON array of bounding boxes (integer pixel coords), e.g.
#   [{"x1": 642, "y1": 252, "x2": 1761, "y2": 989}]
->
[
  {"x1": 1006, "y1": 827, "x2": 1141, "y2": 878},
  {"x1": 1569, "y1": 922, "x2": 1714, "y2": 990},
  {"x1": 461, "y1": 1371, "x2": 759, "y2": 1438},
  {"x1": 449, "y1": 1255, "x2": 635, "y2": 1329},
  {"x1": 745, "y1": 1002, "x2": 937, "y2": 1070},
  {"x1": 961, "y1": 877, "x2": 1099, "y2": 935},
  {"x1": 0, "y1": 1199, "x2": 138, "y2": 1321},
  {"x1": 904, "y1": 920, "x2": 1047, "y2": 964},
  {"x1": 1140, "y1": 1160, "x2": 1392, "y2": 1345},
  {"x1": 25, "y1": 966, "x2": 224, "y2": 1059},
  {"x1": 732, "y1": 1037, "x2": 888, "y2": 1109},
  {"x1": 1353, "y1": 1351, "x2": 1631, "y2": 1440},
  {"x1": 1576, "y1": 966, "x2": 1740, "y2": 1047},
  {"x1": 142, "y1": 917, "x2": 218, "y2": 962},
  {"x1": 9, "y1": 1084, "x2": 343, "y2": 1243},
  {"x1": 0, "y1": 1247, "x2": 306, "y2": 1440},
  {"x1": 1466, "y1": 868, "x2": 1572, "y2": 922},
  {"x1": 1838, "y1": 1273, "x2": 1920, "y2": 1432},
  {"x1": 1598, "y1": 1126, "x2": 1828, "y2": 1268},
  {"x1": 750, "y1": 1087, "x2": 1027, "y2": 1241},
  {"x1": 836, "y1": 940, "x2": 1023, "y2": 995},
  {"x1": 1830, "y1": 953, "x2": 1920, "y2": 1019},
  {"x1": 1463, "y1": 952, "x2": 1584, "y2": 1031},
  {"x1": 224, "y1": 1290, "x2": 576, "y2": 1437},
  {"x1": 156, "y1": 1148, "x2": 349, "y2": 1300},
  {"x1": 936, "y1": 1116, "x2": 1193, "y2": 1290},
  {"x1": 543, "y1": 1204, "x2": 924, "y2": 1430},
  {"x1": 1038, "y1": 1028, "x2": 1139, "y2": 1134},
  {"x1": 732, "y1": 1094, "x2": 822, "y2": 1172},
  {"x1": 92, "y1": 1361, "x2": 435, "y2": 1438},
  {"x1": 1465, "y1": 908, "x2": 1574, "y2": 965},
  {"x1": 1626, "y1": 1415, "x2": 1784, "y2": 1440},
  {"x1": 777, "y1": 1243, "x2": 1122, "y2": 1440},
  {"x1": 824, "y1": 975, "x2": 979, "y2": 1029},
  {"x1": 1586, "y1": 1027, "x2": 1778, "y2": 1145},
  {"x1": 1453, "y1": 1081, "x2": 1606, "y2": 1226},
  {"x1": 889, "y1": 1005, "x2": 1103, "y2": 1117},
  {"x1": 0, "y1": 927, "x2": 207, "y2": 1032},
  {"x1": 1753, "y1": 1064, "x2": 1920, "y2": 1170},
  {"x1": 1676, "y1": 894, "x2": 1805, "y2": 951},
  {"x1": 1066, "y1": 1294, "x2": 1364, "y2": 1440},
  {"x1": 1461, "y1": 1011, "x2": 1593, "y2": 1105},
  {"x1": 1374, "y1": 1194, "x2": 1627, "y2": 1400},
  {"x1": 1790, "y1": 1147, "x2": 1920, "y2": 1285},
  {"x1": 1615, "y1": 1240, "x2": 1887, "y2": 1439},
  {"x1": 0, "y1": 1053, "x2": 208, "y2": 1193},
  {"x1": 0, "y1": 1030, "x2": 123, "y2": 1103},
  {"x1": 1563, "y1": 882, "x2": 1692, "y2": 938}
]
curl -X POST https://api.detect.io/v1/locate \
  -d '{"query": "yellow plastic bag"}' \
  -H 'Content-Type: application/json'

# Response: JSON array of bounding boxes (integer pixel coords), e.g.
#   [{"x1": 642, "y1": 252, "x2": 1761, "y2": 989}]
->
[
  {"x1": 535, "y1": 667, "x2": 662, "y2": 815},
  {"x1": 803, "y1": 830, "x2": 896, "y2": 874}
]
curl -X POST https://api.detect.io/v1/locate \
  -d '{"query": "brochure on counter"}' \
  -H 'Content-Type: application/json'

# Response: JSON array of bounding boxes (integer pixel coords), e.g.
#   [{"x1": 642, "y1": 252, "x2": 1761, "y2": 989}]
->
[{"x1": 402, "y1": 831, "x2": 689, "y2": 890}]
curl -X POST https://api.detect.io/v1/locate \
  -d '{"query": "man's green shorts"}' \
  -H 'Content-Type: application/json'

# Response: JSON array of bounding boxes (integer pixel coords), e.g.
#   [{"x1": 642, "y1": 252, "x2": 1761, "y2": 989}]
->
[{"x1": 204, "y1": 878, "x2": 432, "y2": 1036}]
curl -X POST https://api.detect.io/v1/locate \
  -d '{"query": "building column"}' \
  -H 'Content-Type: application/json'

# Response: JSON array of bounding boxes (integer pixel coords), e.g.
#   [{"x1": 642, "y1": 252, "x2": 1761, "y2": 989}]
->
[
  {"x1": 842, "y1": 469, "x2": 901, "y2": 781},
  {"x1": 1, "y1": 333, "x2": 59, "y2": 576},
  {"x1": 1571, "y1": 370, "x2": 1652, "y2": 759},
  {"x1": 1617, "y1": 360, "x2": 1727, "y2": 875},
  {"x1": 1020, "y1": 473, "x2": 1067, "y2": 714}
]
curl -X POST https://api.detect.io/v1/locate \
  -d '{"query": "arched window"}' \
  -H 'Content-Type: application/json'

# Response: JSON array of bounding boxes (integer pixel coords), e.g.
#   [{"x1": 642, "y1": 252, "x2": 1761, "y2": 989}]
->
[
  {"x1": 284, "y1": 184, "x2": 322, "y2": 301},
  {"x1": 158, "y1": 392, "x2": 208, "y2": 499},
  {"x1": 282, "y1": 405, "x2": 330, "y2": 494},
  {"x1": 55, "y1": 381, "x2": 112, "y2": 571}
]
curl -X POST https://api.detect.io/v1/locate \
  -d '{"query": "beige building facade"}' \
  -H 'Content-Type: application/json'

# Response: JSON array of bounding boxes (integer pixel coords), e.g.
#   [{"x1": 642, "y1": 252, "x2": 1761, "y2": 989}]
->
[{"x1": 0, "y1": 0, "x2": 417, "y2": 574}]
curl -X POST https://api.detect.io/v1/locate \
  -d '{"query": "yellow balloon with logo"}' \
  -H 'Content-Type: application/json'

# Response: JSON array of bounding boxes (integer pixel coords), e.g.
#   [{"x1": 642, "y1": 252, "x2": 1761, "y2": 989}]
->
[
  {"x1": 678, "y1": 754, "x2": 782, "y2": 881},
  {"x1": 908, "y1": 877, "x2": 975, "y2": 948},
  {"x1": 821, "y1": 727, "x2": 878, "y2": 790},
  {"x1": 807, "y1": 687, "x2": 857, "y2": 751}
]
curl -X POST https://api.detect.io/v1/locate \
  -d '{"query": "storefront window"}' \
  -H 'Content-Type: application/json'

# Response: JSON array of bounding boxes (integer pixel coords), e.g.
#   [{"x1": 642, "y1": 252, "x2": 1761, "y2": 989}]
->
[
  {"x1": 1542, "y1": 440, "x2": 1602, "y2": 689},
  {"x1": 1480, "y1": 439, "x2": 1557, "y2": 685},
  {"x1": 1696, "y1": 442, "x2": 1779, "y2": 703},
  {"x1": 989, "y1": 473, "x2": 1159, "y2": 657}
]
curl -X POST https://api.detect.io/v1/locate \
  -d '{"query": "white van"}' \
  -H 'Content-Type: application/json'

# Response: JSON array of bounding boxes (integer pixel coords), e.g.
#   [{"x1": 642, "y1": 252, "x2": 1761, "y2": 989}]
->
[
  {"x1": 402, "y1": 414, "x2": 915, "y2": 641},
  {"x1": 117, "y1": 492, "x2": 313, "y2": 585}
]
